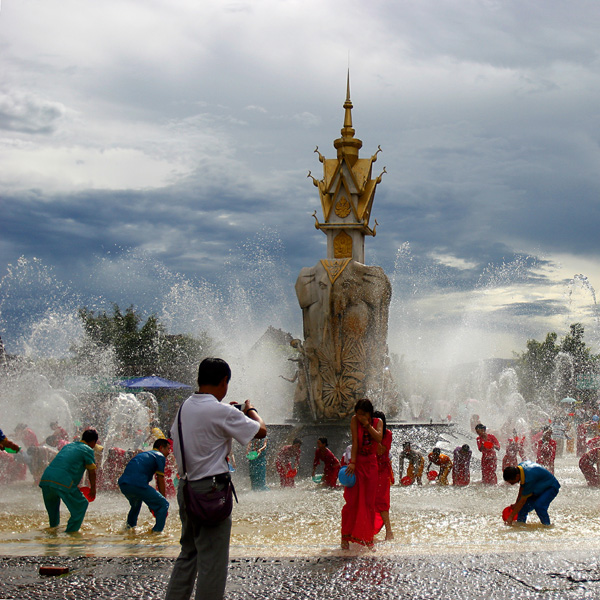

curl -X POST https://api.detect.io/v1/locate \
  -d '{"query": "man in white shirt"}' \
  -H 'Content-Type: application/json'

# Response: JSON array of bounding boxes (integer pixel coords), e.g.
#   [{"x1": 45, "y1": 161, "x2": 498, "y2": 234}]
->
[{"x1": 165, "y1": 357, "x2": 266, "y2": 600}]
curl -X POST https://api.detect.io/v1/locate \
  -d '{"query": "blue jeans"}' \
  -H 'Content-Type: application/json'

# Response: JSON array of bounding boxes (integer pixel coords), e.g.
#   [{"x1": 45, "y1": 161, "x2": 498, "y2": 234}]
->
[
  {"x1": 118, "y1": 482, "x2": 169, "y2": 532},
  {"x1": 517, "y1": 486, "x2": 559, "y2": 525}
]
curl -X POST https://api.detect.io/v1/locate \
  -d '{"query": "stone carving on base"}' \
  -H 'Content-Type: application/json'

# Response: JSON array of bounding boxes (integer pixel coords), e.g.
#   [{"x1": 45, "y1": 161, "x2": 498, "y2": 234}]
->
[{"x1": 295, "y1": 259, "x2": 391, "y2": 420}]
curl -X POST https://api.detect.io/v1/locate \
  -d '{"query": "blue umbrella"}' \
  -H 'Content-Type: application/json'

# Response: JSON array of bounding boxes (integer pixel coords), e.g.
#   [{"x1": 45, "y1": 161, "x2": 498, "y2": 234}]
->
[{"x1": 117, "y1": 376, "x2": 193, "y2": 390}]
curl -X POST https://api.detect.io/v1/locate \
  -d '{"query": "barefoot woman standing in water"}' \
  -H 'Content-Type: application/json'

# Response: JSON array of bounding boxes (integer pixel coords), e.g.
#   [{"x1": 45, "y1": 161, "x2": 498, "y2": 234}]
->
[{"x1": 341, "y1": 399, "x2": 383, "y2": 549}]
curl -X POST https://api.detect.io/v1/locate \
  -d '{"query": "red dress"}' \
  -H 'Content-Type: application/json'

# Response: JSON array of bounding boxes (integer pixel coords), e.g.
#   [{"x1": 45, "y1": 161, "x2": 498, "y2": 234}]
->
[
  {"x1": 580, "y1": 447, "x2": 600, "y2": 486},
  {"x1": 452, "y1": 446, "x2": 471, "y2": 486},
  {"x1": 162, "y1": 439, "x2": 176, "y2": 497},
  {"x1": 313, "y1": 447, "x2": 340, "y2": 488},
  {"x1": 374, "y1": 429, "x2": 392, "y2": 534},
  {"x1": 477, "y1": 434, "x2": 500, "y2": 485},
  {"x1": 536, "y1": 439, "x2": 557, "y2": 473},
  {"x1": 341, "y1": 418, "x2": 379, "y2": 547},
  {"x1": 276, "y1": 445, "x2": 301, "y2": 487},
  {"x1": 21, "y1": 428, "x2": 39, "y2": 448}
]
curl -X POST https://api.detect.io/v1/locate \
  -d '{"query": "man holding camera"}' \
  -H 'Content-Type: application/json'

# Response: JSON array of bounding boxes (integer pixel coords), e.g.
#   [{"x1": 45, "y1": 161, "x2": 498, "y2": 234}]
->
[{"x1": 165, "y1": 357, "x2": 266, "y2": 600}]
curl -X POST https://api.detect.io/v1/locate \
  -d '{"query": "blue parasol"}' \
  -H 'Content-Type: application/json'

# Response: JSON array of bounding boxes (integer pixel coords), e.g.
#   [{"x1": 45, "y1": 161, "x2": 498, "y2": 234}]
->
[{"x1": 117, "y1": 376, "x2": 193, "y2": 389}]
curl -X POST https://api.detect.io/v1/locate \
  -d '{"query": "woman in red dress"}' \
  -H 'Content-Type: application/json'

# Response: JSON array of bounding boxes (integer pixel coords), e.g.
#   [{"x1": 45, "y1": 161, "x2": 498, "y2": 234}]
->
[
  {"x1": 341, "y1": 399, "x2": 383, "y2": 549},
  {"x1": 312, "y1": 437, "x2": 340, "y2": 488},
  {"x1": 452, "y1": 444, "x2": 472, "y2": 486},
  {"x1": 373, "y1": 411, "x2": 394, "y2": 540},
  {"x1": 475, "y1": 423, "x2": 500, "y2": 485},
  {"x1": 275, "y1": 438, "x2": 302, "y2": 487},
  {"x1": 536, "y1": 428, "x2": 557, "y2": 474}
]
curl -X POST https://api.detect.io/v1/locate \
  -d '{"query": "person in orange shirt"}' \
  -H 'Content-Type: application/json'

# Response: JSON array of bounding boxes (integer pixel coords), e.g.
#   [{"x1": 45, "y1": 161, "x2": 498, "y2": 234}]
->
[{"x1": 427, "y1": 448, "x2": 452, "y2": 485}]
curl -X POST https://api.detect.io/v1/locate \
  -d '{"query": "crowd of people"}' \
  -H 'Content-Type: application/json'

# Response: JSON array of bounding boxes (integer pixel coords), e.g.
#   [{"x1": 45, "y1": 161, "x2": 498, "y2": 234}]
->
[{"x1": 2, "y1": 357, "x2": 600, "y2": 600}]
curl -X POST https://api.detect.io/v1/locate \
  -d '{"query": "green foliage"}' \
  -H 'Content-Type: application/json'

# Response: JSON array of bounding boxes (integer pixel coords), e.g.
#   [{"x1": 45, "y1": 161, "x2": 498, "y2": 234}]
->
[
  {"x1": 560, "y1": 323, "x2": 595, "y2": 373},
  {"x1": 73, "y1": 304, "x2": 215, "y2": 381},
  {"x1": 516, "y1": 323, "x2": 599, "y2": 402}
]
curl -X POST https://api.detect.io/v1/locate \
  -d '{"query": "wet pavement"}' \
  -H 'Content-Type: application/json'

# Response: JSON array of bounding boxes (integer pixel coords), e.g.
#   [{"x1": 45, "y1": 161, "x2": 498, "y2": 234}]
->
[{"x1": 2, "y1": 551, "x2": 600, "y2": 599}]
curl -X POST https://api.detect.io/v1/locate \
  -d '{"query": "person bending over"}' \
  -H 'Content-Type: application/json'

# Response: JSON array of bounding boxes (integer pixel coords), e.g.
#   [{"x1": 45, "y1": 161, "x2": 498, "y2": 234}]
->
[
  {"x1": 503, "y1": 461, "x2": 560, "y2": 526},
  {"x1": 38, "y1": 428, "x2": 98, "y2": 533},
  {"x1": 118, "y1": 438, "x2": 171, "y2": 532}
]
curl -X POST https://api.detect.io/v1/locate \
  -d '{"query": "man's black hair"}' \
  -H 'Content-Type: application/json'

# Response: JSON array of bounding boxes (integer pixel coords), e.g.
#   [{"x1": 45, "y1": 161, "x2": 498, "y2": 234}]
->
[
  {"x1": 82, "y1": 428, "x2": 99, "y2": 443},
  {"x1": 293, "y1": 438, "x2": 303, "y2": 446},
  {"x1": 318, "y1": 437, "x2": 328, "y2": 446},
  {"x1": 503, "y1": 466, "x2": 520, "y2": 481},
  {"x1": 197, "y1": 357, "x2": 232, "y2": 387},
  {"x1": 153, "y1": 438, "x2": 170, "y2": 450}
]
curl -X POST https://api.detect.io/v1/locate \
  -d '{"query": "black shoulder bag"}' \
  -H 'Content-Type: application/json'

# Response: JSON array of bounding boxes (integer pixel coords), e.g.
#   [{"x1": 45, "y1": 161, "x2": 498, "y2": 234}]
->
[{"x1": 176, "y1": 404, "x2": 237, "y2": 526}]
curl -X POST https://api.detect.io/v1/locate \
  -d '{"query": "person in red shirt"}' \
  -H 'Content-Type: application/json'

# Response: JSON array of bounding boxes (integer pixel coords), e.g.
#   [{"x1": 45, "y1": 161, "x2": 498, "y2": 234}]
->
[
  {"x1": 536, "y1": 427, "x2": 557, "y2": 474},
  {"x1": 45, "y1": 422, "x2": 70, "y2": 449},
  {"x1": 452, "y1": 444, "x2": 472, "y2": 486},
  {"x1": 476, "y1": 424, "x2": 501, "y2": 485},
  {"x1": 502, "y1": 433, "x2": 528, "y2": 470},
  {"x1": 14, "y1": 423, "x2": 39, "y2": 448},
  {"x1": 579, "y1": 446, "x2": 600, "y2": 487},
  {"x1": 427, "y1": 448, "x2": 452, "y2": 485},
  {"x1": 275, "y1": 438, "x2": 302, "y2": 487},
  {"x1": 312, "y1": 437, "x2": 340, "y2": 488}
]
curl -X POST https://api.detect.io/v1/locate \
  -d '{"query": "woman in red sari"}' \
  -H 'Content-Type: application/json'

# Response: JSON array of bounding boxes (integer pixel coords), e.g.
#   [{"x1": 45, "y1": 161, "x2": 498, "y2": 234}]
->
[
  {"x1": 373, "y1": 411, "x2": 394, "y2": 541},
  {"x1": 536, "y1": 427, "x2": 557, "y2": 474},
  {"x1": 341, "y1": 399, "x2": 383, "y2": 549},
  {"x1": 475, "y1": 423, "x2": 500, "y2": 485},
  {"x1": 312, "y1": 437, "x2": 340, "y2": 487}
]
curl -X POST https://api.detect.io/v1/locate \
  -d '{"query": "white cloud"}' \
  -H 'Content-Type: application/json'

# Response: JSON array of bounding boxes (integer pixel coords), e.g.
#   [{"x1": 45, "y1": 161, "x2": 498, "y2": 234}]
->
[{"x1": 0, "y1": 142, "x2": 191, "y2": 192}]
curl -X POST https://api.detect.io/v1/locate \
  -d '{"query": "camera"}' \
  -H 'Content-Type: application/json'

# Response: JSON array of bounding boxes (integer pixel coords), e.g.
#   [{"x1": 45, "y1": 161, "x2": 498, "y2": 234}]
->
[{"x1": 233, "y1": 403, "x2": 243, "y2": 411}]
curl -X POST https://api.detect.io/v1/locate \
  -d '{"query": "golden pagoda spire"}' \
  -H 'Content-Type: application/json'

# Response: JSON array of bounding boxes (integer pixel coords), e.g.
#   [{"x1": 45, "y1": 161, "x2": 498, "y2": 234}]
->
[
  {"x1": 333, "y1": 70, "x2": 362, "y2": 166},
  {"x1": 310, "y1": 73, "x2": 385, "y2": 263}
]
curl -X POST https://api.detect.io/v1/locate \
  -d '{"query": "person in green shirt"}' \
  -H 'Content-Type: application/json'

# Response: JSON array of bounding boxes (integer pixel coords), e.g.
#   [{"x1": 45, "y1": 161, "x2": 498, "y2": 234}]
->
[{"x1": 39, "y1": 428, "x2": 98, "y2": 533}]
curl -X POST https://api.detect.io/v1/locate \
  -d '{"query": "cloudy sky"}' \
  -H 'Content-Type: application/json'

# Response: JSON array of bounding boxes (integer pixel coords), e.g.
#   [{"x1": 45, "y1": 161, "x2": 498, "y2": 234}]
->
[{"x1": 1, "y1": 0, "x2": 600, "y2": 367}]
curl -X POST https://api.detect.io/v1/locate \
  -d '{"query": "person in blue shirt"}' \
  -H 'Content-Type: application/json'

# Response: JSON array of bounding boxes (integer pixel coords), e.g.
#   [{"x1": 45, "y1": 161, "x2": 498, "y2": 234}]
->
[
  {"x1": 118, "y1": 438, "x2": 170, "y2": 532},
  {"x1": 503, "y1": 461, "x2": 561, "y2": 526},
  {"x1": 39, "y1": 428, "x2": 98, "y2": 533}
]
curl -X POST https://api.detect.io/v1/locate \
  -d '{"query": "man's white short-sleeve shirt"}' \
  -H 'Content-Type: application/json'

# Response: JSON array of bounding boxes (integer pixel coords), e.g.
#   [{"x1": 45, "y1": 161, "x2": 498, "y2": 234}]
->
[{"x1": 171, "y1": 393, "x2": 260, "y2": 481}]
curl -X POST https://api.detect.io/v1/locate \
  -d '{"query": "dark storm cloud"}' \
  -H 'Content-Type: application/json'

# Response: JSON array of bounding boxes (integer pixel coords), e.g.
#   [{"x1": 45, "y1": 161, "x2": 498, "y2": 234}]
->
[
  {"x1": 2, "y1": 0, "x2": 600, "y2": 361},
  {"x1": 0, "y1": 165, "x2": 320, "y2": 292},
  {"x1": 497, "y1": 300, "x2": 566, "y2": 319}
]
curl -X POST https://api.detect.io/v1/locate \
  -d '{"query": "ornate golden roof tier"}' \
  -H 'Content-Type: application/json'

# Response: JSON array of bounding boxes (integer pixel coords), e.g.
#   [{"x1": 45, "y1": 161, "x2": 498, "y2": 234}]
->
[{"x1": 307, "y1": 72, "x2": 386, "y2": 263}]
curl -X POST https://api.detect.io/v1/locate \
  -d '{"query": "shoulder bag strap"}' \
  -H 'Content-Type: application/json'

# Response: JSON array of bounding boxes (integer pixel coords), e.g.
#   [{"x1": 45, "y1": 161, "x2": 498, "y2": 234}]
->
[{"x1": 176, "y1": 404, "x2": 188, "y2": 478}]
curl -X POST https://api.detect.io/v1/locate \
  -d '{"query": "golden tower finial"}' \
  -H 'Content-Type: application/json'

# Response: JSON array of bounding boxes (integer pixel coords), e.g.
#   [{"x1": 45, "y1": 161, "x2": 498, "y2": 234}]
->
[
  {"x1": 334, "y1": 70, "x2": 362, "y2": 165},
  {"x1": 310, "y1": 73, "x2": 385, "y2": 263},
  {"x1": 342, "y1": 69, "x2": 353, "y2": 134}
]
